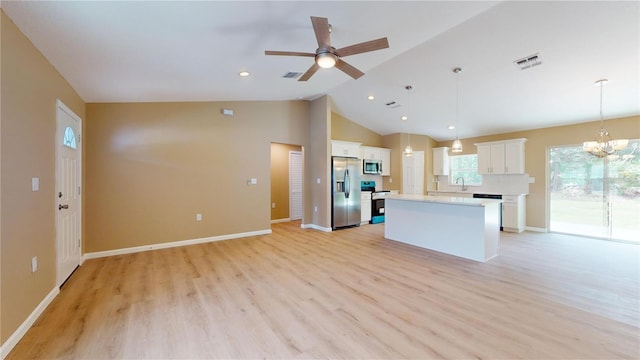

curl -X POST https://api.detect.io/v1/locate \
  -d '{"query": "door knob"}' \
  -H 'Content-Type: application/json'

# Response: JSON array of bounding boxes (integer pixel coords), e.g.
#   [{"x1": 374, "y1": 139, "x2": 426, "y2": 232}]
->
[{"x1": 58, "y1": 204, "x2": 69, "y2": 210}]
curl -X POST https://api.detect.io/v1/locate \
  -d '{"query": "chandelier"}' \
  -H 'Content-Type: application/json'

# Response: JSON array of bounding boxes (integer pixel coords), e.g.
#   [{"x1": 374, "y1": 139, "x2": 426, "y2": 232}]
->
[{"x1": 583, "y1": 79, "x2": 628, "y2": 157}]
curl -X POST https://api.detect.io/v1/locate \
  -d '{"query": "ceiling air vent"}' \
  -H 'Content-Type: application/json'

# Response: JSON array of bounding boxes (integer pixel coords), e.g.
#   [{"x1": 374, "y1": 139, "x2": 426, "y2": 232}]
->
[
  {"x1": 385, "y1": 101, "x2": 401, "y2": 109},
  {"x1": 283, "y1": 72, "x2": 303, "y2": 79},
  {"x1": 514, "y1": 53, "x2": 541, "y2": 70}
]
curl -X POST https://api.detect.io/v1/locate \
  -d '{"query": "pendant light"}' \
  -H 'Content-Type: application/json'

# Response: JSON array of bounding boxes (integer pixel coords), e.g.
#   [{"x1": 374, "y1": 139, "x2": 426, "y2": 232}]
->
[
  {"x1": 403, "y1": 85, "x2": 413, "y2": 156},
  {"x1": 583, "y1": 79, "x2": 628, "y2": 157},
  {"x1": 451, "y1": 67, "x2": 463, "y2": 153}
]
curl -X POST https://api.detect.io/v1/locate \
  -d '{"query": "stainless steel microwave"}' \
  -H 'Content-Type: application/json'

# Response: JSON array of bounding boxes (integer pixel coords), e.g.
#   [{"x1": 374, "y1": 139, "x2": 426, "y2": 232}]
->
[{"x1": 363, "y1": 159, "x2": 382, "y2": 174}]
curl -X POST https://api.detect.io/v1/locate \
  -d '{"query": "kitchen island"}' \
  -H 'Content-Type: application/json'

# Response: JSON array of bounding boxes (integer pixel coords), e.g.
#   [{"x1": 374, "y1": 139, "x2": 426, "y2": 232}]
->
[{"x1": 384, "y1": 194, "x2": 502, "y2": 262}]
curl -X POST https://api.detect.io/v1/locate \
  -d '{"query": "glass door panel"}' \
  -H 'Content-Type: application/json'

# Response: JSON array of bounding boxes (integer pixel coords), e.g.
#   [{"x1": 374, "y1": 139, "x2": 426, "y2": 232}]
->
[{"x1": 549, "y1": 140, "x2": 639, "y2": 242}]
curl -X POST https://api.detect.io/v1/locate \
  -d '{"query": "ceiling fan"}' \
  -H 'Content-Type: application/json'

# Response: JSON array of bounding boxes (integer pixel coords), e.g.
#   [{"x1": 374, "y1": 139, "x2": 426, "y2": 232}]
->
[{"x1": 265, "y1": 16, "x2": 389, "y2": 81}]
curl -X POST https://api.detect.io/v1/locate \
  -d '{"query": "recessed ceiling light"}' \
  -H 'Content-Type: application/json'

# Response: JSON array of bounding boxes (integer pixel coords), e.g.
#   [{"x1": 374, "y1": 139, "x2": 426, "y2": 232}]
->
[
  {"x1": 238, "y1": 71, "x2": 250, "y2": 77},
  {"x1": 367, "y1": 95, "x2": 375, "y2": 100},
  {"x1": 448, "y1": 125, "x2": 455, "y2": 130},
  {"x1": 401, "y1": 115, "x2": 408, "y2": 121}
]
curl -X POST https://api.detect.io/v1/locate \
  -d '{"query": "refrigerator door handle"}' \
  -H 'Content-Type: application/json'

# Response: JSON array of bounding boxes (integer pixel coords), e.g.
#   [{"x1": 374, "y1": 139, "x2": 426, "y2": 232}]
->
[{"x1": 345, "y1": 169, "x2": 350, "y2": 199}]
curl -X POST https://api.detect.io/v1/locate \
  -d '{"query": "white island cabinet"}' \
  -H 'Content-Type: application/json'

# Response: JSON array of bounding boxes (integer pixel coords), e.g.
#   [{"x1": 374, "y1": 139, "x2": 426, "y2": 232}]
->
[{"x1": 385, "y1": 194, "x2": 501, "y2": 262}]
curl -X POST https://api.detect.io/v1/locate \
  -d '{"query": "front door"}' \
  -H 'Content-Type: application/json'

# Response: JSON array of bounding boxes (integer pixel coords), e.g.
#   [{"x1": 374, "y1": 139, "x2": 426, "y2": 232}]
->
[{"x1": 56, "y1": 100, "x2": 82, "y2": 286}]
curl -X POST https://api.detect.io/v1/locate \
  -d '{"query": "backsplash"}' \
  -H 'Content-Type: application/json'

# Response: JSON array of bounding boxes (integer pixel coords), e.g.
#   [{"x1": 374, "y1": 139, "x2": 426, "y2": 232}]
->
[
  {"x1": 434, "y1": 174, "x2": 531, "y2": 195},
  {"x1": 361, "y1": 174, "x2": 383, "y2": 191}
]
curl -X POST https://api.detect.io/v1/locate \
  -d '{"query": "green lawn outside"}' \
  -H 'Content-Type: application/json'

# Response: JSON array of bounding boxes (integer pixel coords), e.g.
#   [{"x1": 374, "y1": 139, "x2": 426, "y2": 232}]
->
[{"x1": 550, "y1": 192, "x2": 640, "y2": 241}]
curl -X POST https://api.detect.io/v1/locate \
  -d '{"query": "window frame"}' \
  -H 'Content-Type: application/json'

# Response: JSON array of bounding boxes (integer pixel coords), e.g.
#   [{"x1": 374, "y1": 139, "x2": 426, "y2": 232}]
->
[{"x1": 448, "y1": 153, "x2": 482, "y2": 186}]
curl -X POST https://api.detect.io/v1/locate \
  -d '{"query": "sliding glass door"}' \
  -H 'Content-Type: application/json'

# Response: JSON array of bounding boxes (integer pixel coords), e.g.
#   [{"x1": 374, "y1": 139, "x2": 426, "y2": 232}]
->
[{"x1": 549, "y1": 140, "x2": 639, "y2": 242}]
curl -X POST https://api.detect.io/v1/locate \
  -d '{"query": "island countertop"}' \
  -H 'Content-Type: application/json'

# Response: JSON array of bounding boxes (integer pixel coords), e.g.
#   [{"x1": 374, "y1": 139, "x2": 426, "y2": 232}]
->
[{"x1": 387, "y1": 194, "x2": 502, "y2": 207}]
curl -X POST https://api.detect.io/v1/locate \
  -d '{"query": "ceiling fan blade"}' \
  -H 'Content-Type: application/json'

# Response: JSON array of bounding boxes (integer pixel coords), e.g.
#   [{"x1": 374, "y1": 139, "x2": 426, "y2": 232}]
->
[
  {"x1": 298, "y1": 62, "x2": 320, "y2": 81},
  {"x1": 335, "y1": 59, "x2": 364, "y2": 80},
  {"x1": 310, "y1": 16, "x2": 331, "y2": 48},
  {"x1": 334, "y1": 37, "x2": 389, "y2": 57},
  {"x1": 265, "y1": 50, "x2": 316, "y2": 57}
]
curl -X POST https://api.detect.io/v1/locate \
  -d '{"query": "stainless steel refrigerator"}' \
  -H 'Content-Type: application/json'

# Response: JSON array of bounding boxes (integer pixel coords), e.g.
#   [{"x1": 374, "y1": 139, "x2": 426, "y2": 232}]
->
[{"x1": 332, "y1": 156, "x2": 361, "y2": 230}]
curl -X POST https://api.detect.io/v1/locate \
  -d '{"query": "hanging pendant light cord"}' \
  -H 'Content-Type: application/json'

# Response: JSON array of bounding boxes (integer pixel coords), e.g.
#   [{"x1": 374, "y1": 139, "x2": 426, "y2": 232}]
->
[
  {"x1": 456, "y1": 70, "x2": 460, "y2": 140},
  {"x1": 599, "y1": 80, "x2": 604, "y2": 131}
]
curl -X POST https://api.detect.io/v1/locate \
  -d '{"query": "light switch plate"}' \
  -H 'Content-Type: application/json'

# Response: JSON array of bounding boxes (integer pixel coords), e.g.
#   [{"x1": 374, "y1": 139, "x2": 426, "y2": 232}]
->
[{"x1": 32, "y1": 177, "x2": 39, "y2": 191}]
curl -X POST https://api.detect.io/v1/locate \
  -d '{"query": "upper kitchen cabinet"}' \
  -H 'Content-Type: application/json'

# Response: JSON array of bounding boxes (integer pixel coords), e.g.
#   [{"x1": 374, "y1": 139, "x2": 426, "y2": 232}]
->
[
  {"x1": 332, "y1": 140, "x2": 361, "y2": 158},
  {"x1": 475, "y1": 138, "x2": 527, "y2": 175},
  {"x1": 432, "y1": 147, "x2": 450, "y2": 176},
  {"x1": 380, "y1": 148, "x2": 391, "y2": 176},
  {"x1": 361, "y1": 146, "x2": 391, "y2": 176}
]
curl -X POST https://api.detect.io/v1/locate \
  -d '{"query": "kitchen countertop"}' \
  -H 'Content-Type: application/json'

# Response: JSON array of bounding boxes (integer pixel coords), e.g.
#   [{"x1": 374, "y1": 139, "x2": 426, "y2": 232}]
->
[
  {"x1": 428, "y1": 190, "x2": 528, "y2": 196},
  {"x1": 387, "y1": 194, "x2": 502, "y2": 207}
]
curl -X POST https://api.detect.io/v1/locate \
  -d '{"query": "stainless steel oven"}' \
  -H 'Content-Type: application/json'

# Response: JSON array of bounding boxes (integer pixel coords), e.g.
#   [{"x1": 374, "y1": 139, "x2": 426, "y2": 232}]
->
[{"x1": 371, "y1": 191, "x2": 390, "y2": 224}]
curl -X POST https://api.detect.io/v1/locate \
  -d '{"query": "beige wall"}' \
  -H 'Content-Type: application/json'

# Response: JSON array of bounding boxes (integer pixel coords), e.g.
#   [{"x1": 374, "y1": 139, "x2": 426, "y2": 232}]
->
[
  {"x1": 308, "y1": 96, "x2": 332, "y2": 229},
  {"x1": 435, "y1": 116, "x2": 640, "y2": 229},
  {"x1": 270, "y1": 143, "x2": 302, "y2": 220},
  {"x1": 331, "y1": 112, "x2": 383, "y2": 147},
  {"x1": 382, "y1": 133, "x2": 438, "y2": 192},
  {"x1": 85, "y1": 101, "x2": 310, "y2": 252},
  {"x1": 330, "y1": 111, "x2": 442, "y2": 193},
  {"x1": 1, "y1": 11, "x2": 85, "y2": 343}
]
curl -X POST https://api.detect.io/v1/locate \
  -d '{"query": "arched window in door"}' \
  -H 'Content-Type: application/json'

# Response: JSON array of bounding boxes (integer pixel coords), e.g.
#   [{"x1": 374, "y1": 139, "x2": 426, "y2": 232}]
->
[{"x1": 63, "y1": 126, "x2": 77, "y2": 149}]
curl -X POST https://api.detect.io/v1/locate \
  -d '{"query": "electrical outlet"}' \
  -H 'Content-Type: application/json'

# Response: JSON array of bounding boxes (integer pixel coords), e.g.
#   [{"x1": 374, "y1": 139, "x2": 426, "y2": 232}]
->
[
  {"x1": 272, "y1": 203, "x2": 276, "y2": 208},
  {"x1": 389, "y1": 178, "x2": 393, "y2": 183},
  {"x1": 31, "y1": 256, "x2": 38, "y2": 273},
  {"x1": 196, "y1": 213, "x2": 202, "y2": 221},
  {"x1": 314, "y1": 206, "x2": 318, "y2": 212}
]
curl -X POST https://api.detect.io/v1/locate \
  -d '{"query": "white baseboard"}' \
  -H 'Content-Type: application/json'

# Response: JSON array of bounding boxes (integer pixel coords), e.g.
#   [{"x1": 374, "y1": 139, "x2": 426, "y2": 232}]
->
[
  {"x1": 82, "y1": 229, "x2": 272, "y2": 261},
  {"x1": 270, "y1": 218, "x2": 291, "y2": 224},
  {"x1": 301, "y1": 223, "x2": 332, "y2": 232},
  {"x1": 525, "y1": 226, "x2": 547, "y2": 232},
  {"x1": 1, "y1": 286, "x2": 59, "y2": 359}
]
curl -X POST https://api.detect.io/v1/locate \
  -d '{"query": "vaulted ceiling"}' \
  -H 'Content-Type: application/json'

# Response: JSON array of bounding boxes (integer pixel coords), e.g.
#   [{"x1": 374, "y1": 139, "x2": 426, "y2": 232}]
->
[{"x1": 3, "y1": 1, "x2": 638, "y2": 141}]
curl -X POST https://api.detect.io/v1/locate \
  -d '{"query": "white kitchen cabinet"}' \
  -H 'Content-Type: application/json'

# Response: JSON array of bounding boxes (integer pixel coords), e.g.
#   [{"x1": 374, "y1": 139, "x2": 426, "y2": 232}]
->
[
  {"x1": 502, "y1": 194, "x2": 525, "y2": 232},
  {"x1": 475, "y1": 138, "x2": 526, "y2": 174},
  {"x1": 360, "y1": 146, "x2": 380, "y2": 160},
  {"x1": 361, "y1": 191, "x2": 372, "y2": 224},
  {"x1": 332, "y1": 140, "x2": 361, "y2": 158},
  {"x1": 380, "y1": 148, "x2": 391, "y2": 176},
  {"x1": 360, "y1": 146, "x2": 392, "y2": 176},
  {"x1": 432, "y1": 147, "x2": 450, "y2": 176}
]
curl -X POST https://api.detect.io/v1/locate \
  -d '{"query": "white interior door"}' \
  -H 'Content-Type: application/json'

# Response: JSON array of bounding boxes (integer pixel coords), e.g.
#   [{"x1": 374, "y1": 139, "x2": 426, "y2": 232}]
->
[
  {"x1": 403, "y1": 151, "x2": 424, "y2": 195},
  {"x1": 289, "y1": 151, "x2": 303, "y2": 220},
  {"x1": 56, "y1": 100, "x2": 82, "y2": 286}
]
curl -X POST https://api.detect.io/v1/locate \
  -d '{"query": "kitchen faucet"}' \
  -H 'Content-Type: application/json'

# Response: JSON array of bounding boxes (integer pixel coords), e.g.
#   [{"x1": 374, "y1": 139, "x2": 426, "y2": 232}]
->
[{"x1": 455, "y1": 177, "x2": 467, "y2": 191}]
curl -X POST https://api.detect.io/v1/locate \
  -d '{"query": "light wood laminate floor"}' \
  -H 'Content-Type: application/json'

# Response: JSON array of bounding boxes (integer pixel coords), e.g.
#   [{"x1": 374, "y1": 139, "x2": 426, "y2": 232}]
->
[{"x1": 8, "y1": 222, "x2": 640, "y2": 359}]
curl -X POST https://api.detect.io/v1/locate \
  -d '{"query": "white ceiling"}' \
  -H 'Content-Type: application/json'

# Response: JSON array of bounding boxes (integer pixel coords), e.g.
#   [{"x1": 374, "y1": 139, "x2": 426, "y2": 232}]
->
[{"x1": 3, "y1": 1, "x2": 639, "y2": 141}]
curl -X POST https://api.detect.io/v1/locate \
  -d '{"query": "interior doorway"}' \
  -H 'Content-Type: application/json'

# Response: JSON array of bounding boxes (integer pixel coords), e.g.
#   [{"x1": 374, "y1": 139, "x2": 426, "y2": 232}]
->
[
  {"x1": 270, "y1": 143, "x2": 303, "y2": 223},
  {"x1": 402, "y1": 151, "x2": 424, "y2": 195},
  {"x1": 55, "y1": 100, "x2": 82, "y2": 286},
  {"x1": 549, "y1": 140, "x2": 639, "y2": 242}
]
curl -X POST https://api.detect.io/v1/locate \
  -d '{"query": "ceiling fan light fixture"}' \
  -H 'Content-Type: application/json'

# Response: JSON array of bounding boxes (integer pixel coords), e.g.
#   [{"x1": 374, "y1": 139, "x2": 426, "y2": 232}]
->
[{"x1": 316, "y1": 52, "x2": 337, "y2": 69}]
